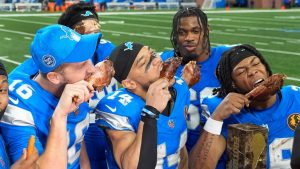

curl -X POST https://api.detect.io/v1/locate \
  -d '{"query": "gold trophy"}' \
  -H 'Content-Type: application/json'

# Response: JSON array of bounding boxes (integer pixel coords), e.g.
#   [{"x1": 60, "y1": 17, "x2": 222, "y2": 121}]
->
[{"x1": 227, "y1": 123, "x2": 268, "y2": 169}]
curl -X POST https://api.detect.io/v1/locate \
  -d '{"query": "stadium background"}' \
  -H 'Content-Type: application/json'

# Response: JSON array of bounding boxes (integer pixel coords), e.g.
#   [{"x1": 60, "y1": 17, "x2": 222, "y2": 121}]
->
[{"x1": 0, "y1": 1, "x2": 299, "y2": 86}]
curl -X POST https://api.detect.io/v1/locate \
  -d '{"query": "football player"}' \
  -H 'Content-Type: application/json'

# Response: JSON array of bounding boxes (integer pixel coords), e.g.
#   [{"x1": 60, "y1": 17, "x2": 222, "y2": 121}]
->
[
  {"x1": 0, "y1": 25, "x2": 101, "y2": 169},
  {"x1": 10, "y1": 4, "x2": 117, "y2": 168},
  {"x1": 161, "y1": 7, "x2": 231, "y2": 152},
  {"x1": 0, "y1": 61, "x2": 39, "y2": 169},
  {"x1": 58, "y1": 3, "x2": 117, "y2": 168},
  {"x1": 95, "y1": 42, "x2": 194, "y2": 168},
  {"x1": 190, "y1": 44, "x2": 300, "y2": 169}
]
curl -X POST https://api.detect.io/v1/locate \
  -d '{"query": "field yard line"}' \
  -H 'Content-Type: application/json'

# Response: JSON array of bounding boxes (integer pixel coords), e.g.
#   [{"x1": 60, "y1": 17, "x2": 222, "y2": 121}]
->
[
  {"x1": 271, "y1": 41, "x2": 285, "y2": 45},
  {"x1": 0, "y1": 9, "x2": 300, "y2": 17},
  {"x1": 101, "y1": 21, "x2": 167, "y2": 29},
  {"x1": 255, "y1": 42, "x2": 269, "y2": 46},
  {"x1": 211, "y1": 19, "x2": 296, "y2": 26},
  {"x1": 287, "y1": 77, "x2": 300, "y2": 82},
  {"x1": 0, "y1": 56, "x2": 21, "y2": 65},
  {"x1": 0, "y1": 18, "x2": 52, "y2": 25},
  {"x1": 0, "y1": 17, "x2": 167, "y2": 30},
  {"x1": 274, "y1": 16, "x2": 300, "y2": 19},
  {"x1": 101, "y1": 15, "x2": 170, "y2": 23},
  {"x1": 109, "y1": 20, "x2": 294, "y2": 33},
  {"x1": 212, "y1": 31, "x2": 298, "y2": 41},
  {"x1": 103, "y1": 30, "x2": 170, "y2": 39},
  {"x1": 105, "y1": 15, "x2": 298, "y2": 26},
  {"x1": 2, "y1": 17, "x2": 299, "y2": 42},
  {"x1": 211, "y1": 42, "x2": 300, "y2": 56},
  {"x1": 210, "y1": 16, "x2": 300, "y2": 23},
  {"x1": 101, "y1": 15, "x2": 298, "y2": 26},
  {"x1": 0, "y1": 27, "x2": 299, "y2": 56},
  {"x1": 0, "y1": 28, "x2": 34, "y2": 36},
  {"x1": 212, "y1": 23, "x2": 281, "y2": 31},
  {"x1": 1, "y1": 17, "x2": 297, "y2": 34},
  {"x1": 0, "y1": 17, "x2": 285, "y2": 33},
  {"x1": 256, "y1": 48, "x2": 300, "y2": 56}
]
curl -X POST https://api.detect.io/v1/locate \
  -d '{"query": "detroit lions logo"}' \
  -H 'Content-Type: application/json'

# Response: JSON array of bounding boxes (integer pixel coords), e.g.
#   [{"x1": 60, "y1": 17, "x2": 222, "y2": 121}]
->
[
  {"x1": 168, "y1": 119, "x2": 175, "y2": 129},
  {"x1": 60, "y1": 26, "x2": 80, "y2": 42},
  {"x1": 42, "y1": 55, "x2": 56, "y2": 68},
  {"x1": 81, "y1": 11, "x2": 93, "y2": 17},
  {"x1": 287, "y1": 113, "x2": 300, "y2": 130},
  {"x1": 124, "y1": 42, "x2": 133, "y2": 51}
]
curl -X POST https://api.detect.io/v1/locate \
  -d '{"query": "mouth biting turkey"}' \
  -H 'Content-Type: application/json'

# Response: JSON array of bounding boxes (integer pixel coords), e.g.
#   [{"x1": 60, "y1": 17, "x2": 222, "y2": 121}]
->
[
  {"x1": 245, "y1": 74, "x2": 286, "y2": 101},
  {"x1": 160, "y1": 57, "x2": 182, "y2": 81},
  {"x1": 72, "y1": 59, "x2": 115, "y2": 103}
]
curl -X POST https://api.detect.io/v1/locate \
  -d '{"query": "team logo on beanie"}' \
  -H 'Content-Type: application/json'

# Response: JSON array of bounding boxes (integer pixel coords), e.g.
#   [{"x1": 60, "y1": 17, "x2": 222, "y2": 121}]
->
[
  {"x1": 60, "y1": 26, "x2": 80, "y2": 42},
  {"x1": 81, "y1": 11, "x2": 93, "y2": 17},
  {"x1": 42, "y1": 55, "x2": 56, "y2": 68},
  {"x1": 124, "y1": 42, "x2": 133, "y2": 51}
]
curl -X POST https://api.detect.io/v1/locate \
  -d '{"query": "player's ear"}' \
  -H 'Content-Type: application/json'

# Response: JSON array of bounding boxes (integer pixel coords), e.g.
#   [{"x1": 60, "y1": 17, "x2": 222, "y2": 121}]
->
[
  {"x1": 47, "y1": 72, "x2": 62, "y2": 85},
  {"x1": 121, "y1": 79, "x2": 136, "y2": 90}
]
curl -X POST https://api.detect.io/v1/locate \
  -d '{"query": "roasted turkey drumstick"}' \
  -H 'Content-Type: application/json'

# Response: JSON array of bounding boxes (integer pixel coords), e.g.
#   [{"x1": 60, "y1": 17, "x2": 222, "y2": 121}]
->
[
  {"x1": 245, "y1": 73, "x2": 286, "y2": 101},
  {"x1": 72, "y1": 59, "x2": 115, "y2": 103}
]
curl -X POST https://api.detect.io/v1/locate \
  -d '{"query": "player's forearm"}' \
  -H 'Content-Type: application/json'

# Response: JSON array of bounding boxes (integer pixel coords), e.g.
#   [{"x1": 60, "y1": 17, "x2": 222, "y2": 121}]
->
[
  {"x1": 189, "y1": 131, "x2": 225, "y2": 169},
  {"x1": 80, "y1": 141, "x2": 91, "y2": 169},
  {"x1": 178, "y1": 146, "x2": 188, "y2": 169},
  {"x1": 120, "y1": 122, "x2": 144, "y2": 169},
  {"x1": 38, "y1": 113, "x2": 68, "y2": 169}
]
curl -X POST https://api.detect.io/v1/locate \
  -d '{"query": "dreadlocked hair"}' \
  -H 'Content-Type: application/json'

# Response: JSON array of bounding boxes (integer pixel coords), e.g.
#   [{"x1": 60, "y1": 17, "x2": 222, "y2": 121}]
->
[
  {"x1": 215, "y1": 44, "x2": 273, "y2": 98},
  {"x1": 170, "y1": 7, "x2": 210, "y2": 57},
  {"x1": 58, "y1": 2, "x2": 98, "y2": 29}
]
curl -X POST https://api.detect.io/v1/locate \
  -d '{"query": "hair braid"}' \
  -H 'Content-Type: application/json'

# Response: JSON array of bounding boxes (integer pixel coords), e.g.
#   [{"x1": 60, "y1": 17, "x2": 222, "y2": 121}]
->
[{"x1": 216, "y1": 44, "x2": 273, "y2": 98}]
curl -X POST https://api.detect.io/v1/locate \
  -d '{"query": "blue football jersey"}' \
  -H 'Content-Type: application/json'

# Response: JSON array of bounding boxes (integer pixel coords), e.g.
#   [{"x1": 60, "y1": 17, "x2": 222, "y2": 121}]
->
[
  {"x1": 85, "y1": 77, "x2": 118, "y2": 169},
  {"x1": 202, "y1": 85, "x2": 300, "y2": 169},
  {"x1": 95, "y1": 77, "x2": 190, "y2": 169},
  {"x1": 10, "y1": 39, "x2": 116, "y2": 169},
  {"x1": 9, "y1": 58, "x2": 38, "y2": 77},
  {"x1": 0, "y1": 135, "x2": 10, "y2": 169},
  {"x1": 161, "y1": 46, "x2": 231, "y2": 152},
  {"x1": 0, "y1": 71, "x2": 90, "y2": 169}
]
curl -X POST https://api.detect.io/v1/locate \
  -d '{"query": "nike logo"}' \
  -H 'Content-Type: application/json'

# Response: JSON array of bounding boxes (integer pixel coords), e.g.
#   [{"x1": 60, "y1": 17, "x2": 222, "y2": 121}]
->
[
  {"x1": 105, "y1": 104, "x2": 116, "y2": 112},
  {"x1": 9, "y1": 97, "x2": 19, "y2": 105}
]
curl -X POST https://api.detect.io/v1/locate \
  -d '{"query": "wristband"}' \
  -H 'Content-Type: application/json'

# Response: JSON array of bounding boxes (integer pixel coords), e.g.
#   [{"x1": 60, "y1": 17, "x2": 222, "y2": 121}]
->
[
  {"x1": 141, "y1": 105, "x2": 160, "y2": 119},
  {"x1": 138, "y1": 111, "x2": 157, "y2": 169},
  {"x1": 203, "y1": 117, "x2": 223, "y2": 135}
]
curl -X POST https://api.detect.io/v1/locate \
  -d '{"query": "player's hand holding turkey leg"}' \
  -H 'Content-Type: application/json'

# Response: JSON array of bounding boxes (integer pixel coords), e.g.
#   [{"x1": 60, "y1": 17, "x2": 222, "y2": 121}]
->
[
  {"x1": 56, "y1": 80, "x2": 94, "y2": 117},
  {"x1": 212, "y1": 93, "x2": 249, "y2": 121},
  {"x1": 145, "y1": 78, "x2": 171, "y2": 113},
  {"x1": 245, "y1": 73, "x2": 286, "y2": 101},
  {"x1": 43, "y1": 81, "x2": 94, "y2": 168}
]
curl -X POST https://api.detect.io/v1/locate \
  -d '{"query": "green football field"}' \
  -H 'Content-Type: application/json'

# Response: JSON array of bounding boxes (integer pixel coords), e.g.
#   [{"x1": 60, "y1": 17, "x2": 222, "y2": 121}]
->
[{"x1": 0, "y1": 9, "x2": 300, "y2": 86}]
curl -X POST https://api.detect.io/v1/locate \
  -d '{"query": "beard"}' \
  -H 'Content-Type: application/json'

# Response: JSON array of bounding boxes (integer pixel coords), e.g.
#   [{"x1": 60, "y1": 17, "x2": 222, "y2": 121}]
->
[{"x1": 182, "y1": 53, "x2": 199, "y2": 65}]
